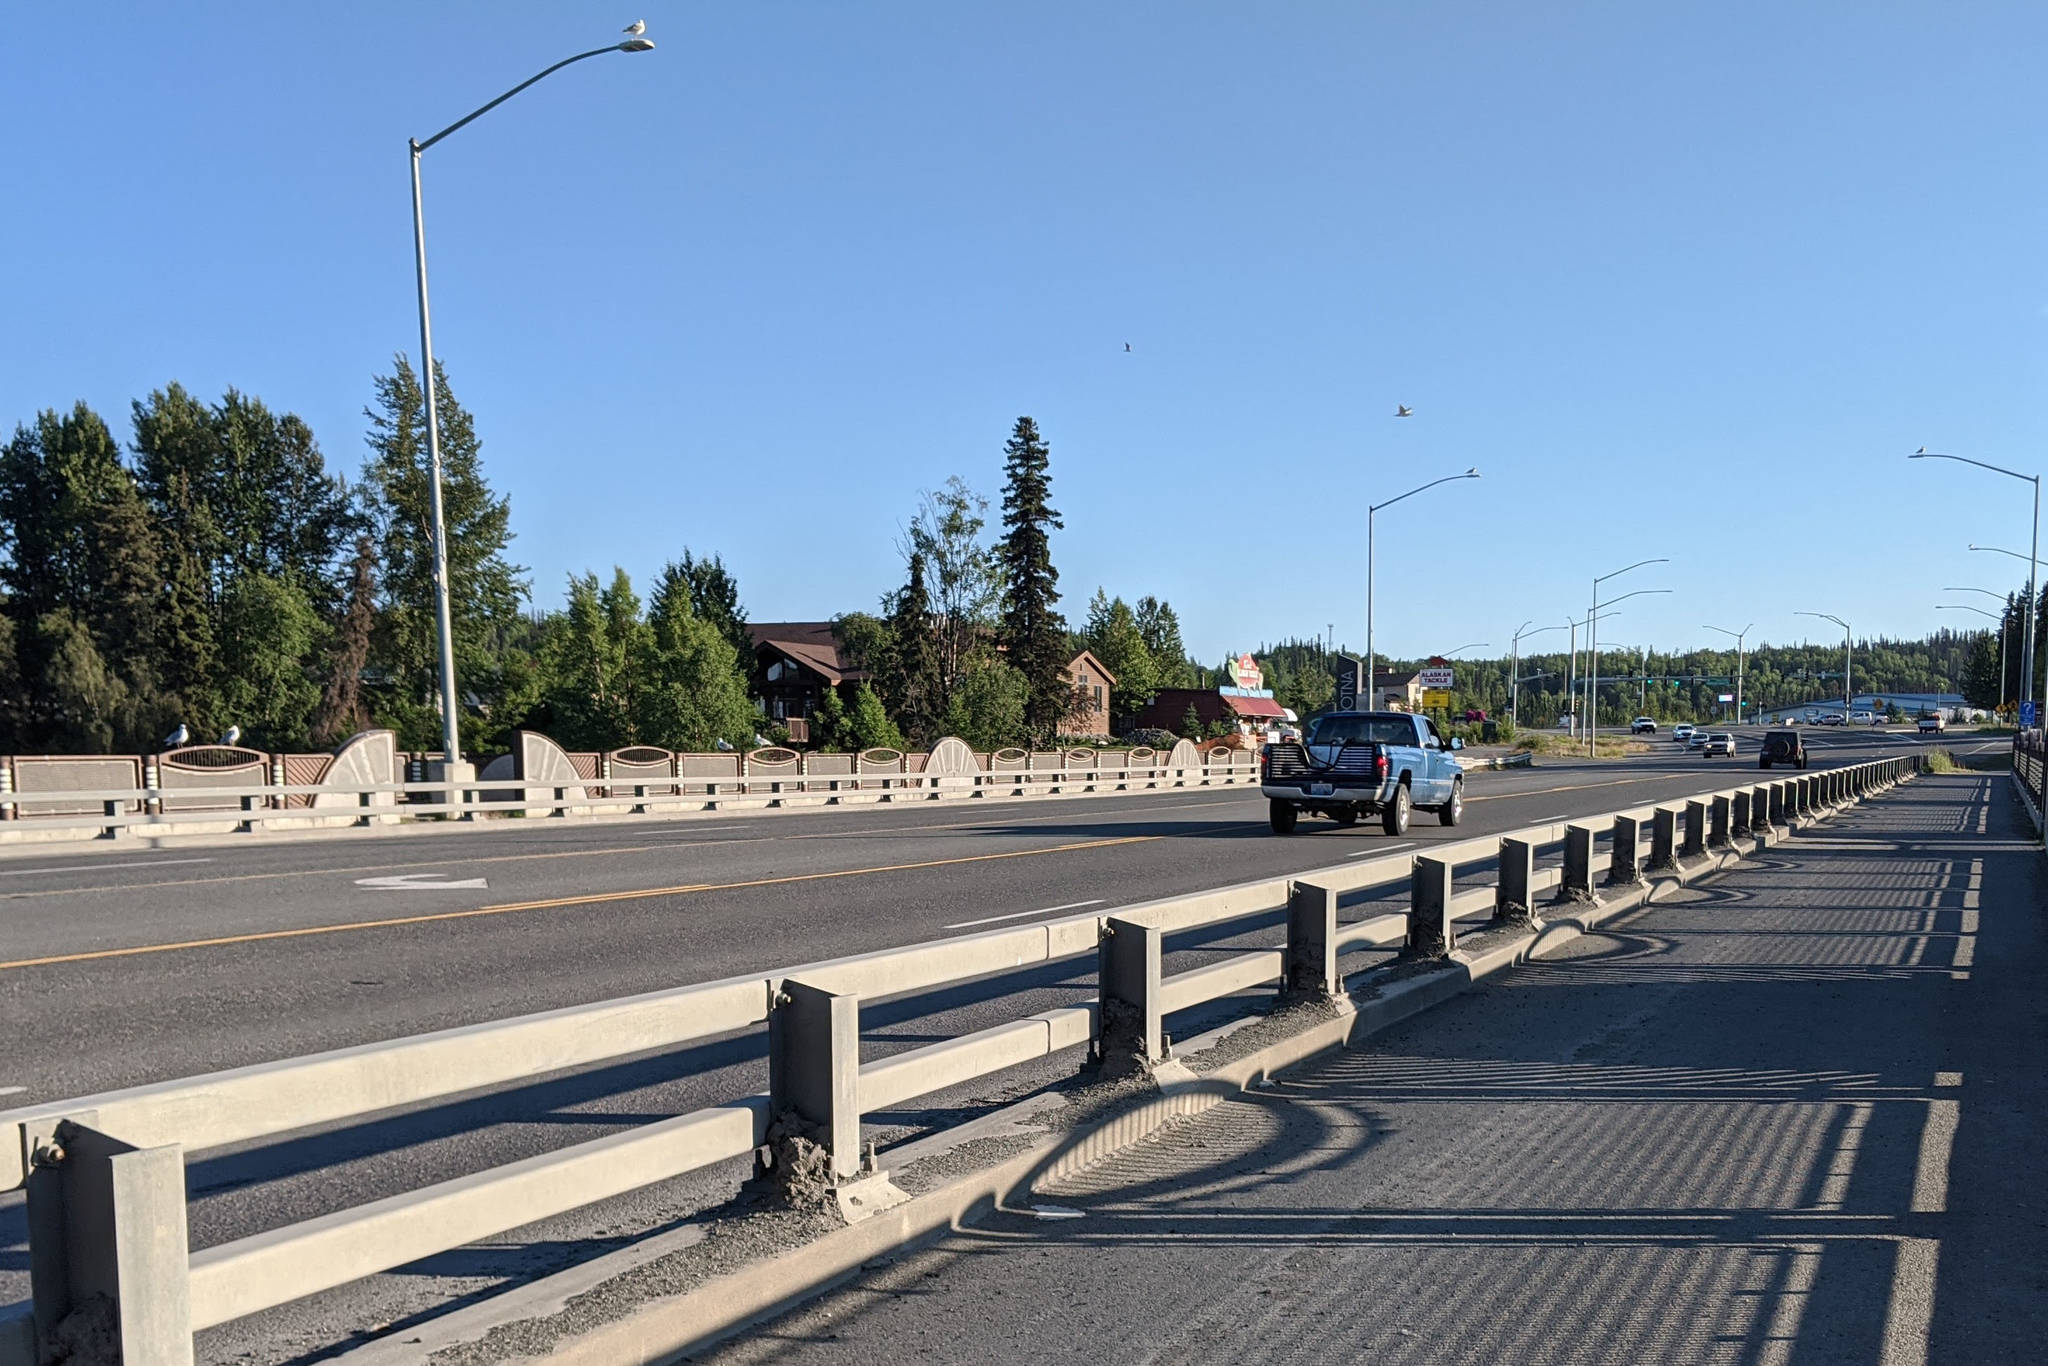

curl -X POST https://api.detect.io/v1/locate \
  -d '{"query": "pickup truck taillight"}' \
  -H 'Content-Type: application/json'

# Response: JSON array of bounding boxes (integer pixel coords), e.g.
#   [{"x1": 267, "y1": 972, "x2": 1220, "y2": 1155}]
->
[{"x1": 1375, "y1": 751, "x2": 1389, "y2": 781}]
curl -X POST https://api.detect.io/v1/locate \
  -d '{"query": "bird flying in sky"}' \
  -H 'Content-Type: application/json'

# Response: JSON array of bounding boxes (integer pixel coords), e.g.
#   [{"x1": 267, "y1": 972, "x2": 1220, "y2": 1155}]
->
[
  {"x1": 1124, "y1": 342, "x2": 1132, "y2": 352},
  {"x1": 1395, "y1": 404, "x2": 1413, "y2": 417}
]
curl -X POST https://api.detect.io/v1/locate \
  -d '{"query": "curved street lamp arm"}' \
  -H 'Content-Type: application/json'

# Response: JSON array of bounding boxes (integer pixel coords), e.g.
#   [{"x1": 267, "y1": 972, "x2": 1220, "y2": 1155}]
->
[
  {"x1": 1369, "y1": 469, "x2": 1479, "y2": 515},
  {"x1": 1944, "y1": 587, "x2": 2007, "y2": 600},
  {"x1": 1595, "y1": 556, "x2": 1670, "y2": 587},
  {"x1": 417, "y1": 44, "x2": 638, "y2": 152},
  {"x1": 1937, "y1": 604, "x2": 2001, "y2": 622},
  {"x1": 1909, "y1": 450, "x2": 2037, "y2": 486},
  {"x1": 1594, "y1": 587, "x2": 1673, "y2": 612},
  {"x1": 1796, "y1": 610, "x2": 1850, "y2": 632},
  {"x1": 1968, "y1": 544, "x2": 2036, "y2": 566}
]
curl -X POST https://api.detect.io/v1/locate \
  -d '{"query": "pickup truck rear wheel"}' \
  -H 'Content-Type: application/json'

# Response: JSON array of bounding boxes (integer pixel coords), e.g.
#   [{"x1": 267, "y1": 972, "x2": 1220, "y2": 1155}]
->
[
  {"x1": 1382, "y1": 781, "x2": 1411, "y2": 836},
  {"x1": 1437, "y1": 778, "x2": 1463, "y2": 826},
  {"x1": 1269, "y1": 800, "x2": 1298, "y2": 834}
]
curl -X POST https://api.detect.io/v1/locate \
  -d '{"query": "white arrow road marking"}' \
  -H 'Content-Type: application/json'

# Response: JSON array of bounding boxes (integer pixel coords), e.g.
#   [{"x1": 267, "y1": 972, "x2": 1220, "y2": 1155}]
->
[
  {"x1": 354, "y1": 873, "x2": 489, "y2": 891},
  {"x1": 0, "y1": 1086, "x2": 24, "y2": 1097}
]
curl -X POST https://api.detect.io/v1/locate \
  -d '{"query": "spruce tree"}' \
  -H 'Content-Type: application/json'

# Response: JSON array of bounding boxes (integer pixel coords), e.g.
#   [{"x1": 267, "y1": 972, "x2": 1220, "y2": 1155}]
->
[
  {"x1": 1083, "y1": 592, "x2": 1159, "y2": 733},
  {"x1": 995, "y1": 417, "x2": 1067, "y2": 738},
  {"x1": 846, "y1": 682, "x2": 907, "y2": 751},
  {"x1": 882, "y1": 551, "x2": 940, "y2": 743},
  {"x1": 643, "y1": 563, "x2": 756, "y2": 751},
  {"x1": 311, "y1": 537, "x2": 379, "y2": 747},
  {"x1": 359, "y1": 355, "x2": 527, "y2": 748},
  {"x1": 676, "y1": 550, "x2": 752, "y2": 664}
]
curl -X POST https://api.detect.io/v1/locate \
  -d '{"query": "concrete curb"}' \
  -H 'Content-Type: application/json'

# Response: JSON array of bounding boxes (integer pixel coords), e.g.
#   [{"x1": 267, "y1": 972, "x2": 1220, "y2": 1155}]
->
[{"x1": 401, "y1": 780, "x2": 1892, "y2": 1366}]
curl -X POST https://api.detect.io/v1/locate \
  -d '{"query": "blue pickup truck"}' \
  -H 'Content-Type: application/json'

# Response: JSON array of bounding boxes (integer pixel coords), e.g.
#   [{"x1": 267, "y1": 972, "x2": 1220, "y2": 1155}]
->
[{"x1": 1259, "y1": 710, "x2": 1465, "y2": 835}]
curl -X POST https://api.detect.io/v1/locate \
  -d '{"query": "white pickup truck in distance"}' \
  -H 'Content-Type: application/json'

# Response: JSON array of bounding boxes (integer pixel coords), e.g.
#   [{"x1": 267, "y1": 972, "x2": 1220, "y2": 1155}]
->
[{"x1": 1260, "y1": 710, "x2": 1465, "y2": 836}]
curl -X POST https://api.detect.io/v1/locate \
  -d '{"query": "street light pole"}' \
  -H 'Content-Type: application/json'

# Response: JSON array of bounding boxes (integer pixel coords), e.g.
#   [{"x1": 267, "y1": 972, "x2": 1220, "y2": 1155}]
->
[
  {"x1": 408, "y1": 32, "x2": 656, "y2": 767},
  {"x1": 1366, "y1": 468, "x2": 1478, "y2": 711},
  {"x1": 1704, "y1": 623, "x2": 1752, "y2": 727},
  {"x1": 1797, "y1": 612, "x2": 1852, "y2": 720},
  {"x1": 1588, "y1": 558, "x2": 1669, "y2": 753},
  {"x1": 1970, "y1": 543, "x2": 2041, "y2": 718},
  {"x1": 1523, "y1": 622, "x2": 1564, "y2": 733},
  {"x1": 1914, "y1": 450, "x2": 2037, "y2": 722},
  {"x1": 1510, "y1": 621, "x2": 1568, "y2": 729}
]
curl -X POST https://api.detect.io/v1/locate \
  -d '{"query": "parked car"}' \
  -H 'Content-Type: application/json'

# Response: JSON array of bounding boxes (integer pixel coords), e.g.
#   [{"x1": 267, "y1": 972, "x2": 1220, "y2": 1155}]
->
[
  {"x1": 1260, "y1": 710, "x2": 1465, "y2": 835},
  {"x1": 1918, "y1": 712, "x2": 1947, "y2": 734},
  {"x1": 1461, "y1": 708, "x2": 1488, "y2": 723},
  {"x1": 1702, "y1": 732, "x2": 1736, "y2": 757},
  {"x1": 1818, "y1": 713, "x2": 1845, "y2": 726},
  {"x1": 1672, "y1": 724, "x2": 1696, "y2": 744},
  {"x1": 1760, "y1": 730, "x2": 1807, "y2": 769},
  {"x1": 1630, "y1": 716, "x2": 1658, "y2": 734}
]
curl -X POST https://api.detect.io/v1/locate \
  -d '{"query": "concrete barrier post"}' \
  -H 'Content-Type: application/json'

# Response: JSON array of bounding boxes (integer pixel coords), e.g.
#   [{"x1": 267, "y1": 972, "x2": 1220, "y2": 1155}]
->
[
  {"x1": 1559, "y1": 825, "x2": 1597, "y2": 902},
  {"x1": 1098, "y1": 917, "x2": 1165, "y2": 1067},
  {"x1": 1751, "y1": 783, "x2": 1772, "y2": 832},
  {"x1": 1609, "y1": 815, "x2": 1644, "y2": 885},
  {"x1": 1286, "y1": 880, "x2": 1340, "y2": 998},
  {"x1": 1683, "y1": 801, "x2": 1707, "y2": 857},
  {"x1": 1709, "y1": 795, "x2": 1731, "y2": 847},
  {"x1": 1409, "y1": 856, "x2": 1456, "y2": 956},
  {"x1": 1497, "y1": 837, "x2": 1537, "y2": 920},
  {"x1": 1770, "y1": 782, "x2": 1788, "y2": 825},
  {"x1": 1732, "y1": 789, "x2": 1752, "y2": 837},
  {"x1": 1650, "y1": 807, "x2": 1679, "y2": 871},
  {"x1": 768, "y1": 979, "x2": 863, "y2": 1181},
  {"x1": 26, "y1": 1118, "x2": 193, "y2": 1366}
]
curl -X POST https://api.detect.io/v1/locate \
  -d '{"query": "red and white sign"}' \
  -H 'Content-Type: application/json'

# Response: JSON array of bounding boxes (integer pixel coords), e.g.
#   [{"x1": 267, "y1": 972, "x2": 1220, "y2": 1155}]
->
[
  {"x1": 1234, "y1": 654, "x2": 1263, "y2": 691},
  {"x1": 1418, "y1": 666, "x2": 1455, "y2": 690}
]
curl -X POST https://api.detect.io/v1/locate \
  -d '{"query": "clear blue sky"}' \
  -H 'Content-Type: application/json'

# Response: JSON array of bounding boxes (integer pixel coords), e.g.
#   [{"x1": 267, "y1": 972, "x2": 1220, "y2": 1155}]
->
[{"x1": 4, "y1": 2, "x2": 2043, "y2": 665}]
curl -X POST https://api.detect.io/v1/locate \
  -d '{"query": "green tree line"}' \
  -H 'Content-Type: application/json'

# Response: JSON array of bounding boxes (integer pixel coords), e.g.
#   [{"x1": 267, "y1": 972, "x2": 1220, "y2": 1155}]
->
[{"x1": 0, "y1": 360, "x2": 754, "y2": 756}]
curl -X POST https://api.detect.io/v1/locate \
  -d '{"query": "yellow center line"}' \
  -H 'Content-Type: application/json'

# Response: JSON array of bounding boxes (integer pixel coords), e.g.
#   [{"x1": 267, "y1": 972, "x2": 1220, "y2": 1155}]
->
[{"x1": 0, "y1": 835, "x2": 1160, "y2": 973}]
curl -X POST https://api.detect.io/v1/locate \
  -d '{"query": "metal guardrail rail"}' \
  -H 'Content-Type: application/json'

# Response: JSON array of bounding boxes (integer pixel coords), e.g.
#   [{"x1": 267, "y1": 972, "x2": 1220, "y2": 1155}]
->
[{"x1": 0, "y1": 757, "x2": 1919, "y2": 1366}]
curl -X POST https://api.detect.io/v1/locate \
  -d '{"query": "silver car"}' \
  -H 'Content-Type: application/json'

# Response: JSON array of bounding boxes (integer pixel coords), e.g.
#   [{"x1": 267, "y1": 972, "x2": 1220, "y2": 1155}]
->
[{"x1": 1702, "y1": 732, "x2": 1736, "y2": 757}]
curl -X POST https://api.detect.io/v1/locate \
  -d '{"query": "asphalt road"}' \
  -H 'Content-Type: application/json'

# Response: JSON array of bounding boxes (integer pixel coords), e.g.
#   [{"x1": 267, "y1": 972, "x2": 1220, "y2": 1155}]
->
[
  {"x1": 0, "y1": 726, "x2": 1975, "y2": 1363},
  {"x1": 700, "y1": 771, "x2": 2046, "y2": 1366}
]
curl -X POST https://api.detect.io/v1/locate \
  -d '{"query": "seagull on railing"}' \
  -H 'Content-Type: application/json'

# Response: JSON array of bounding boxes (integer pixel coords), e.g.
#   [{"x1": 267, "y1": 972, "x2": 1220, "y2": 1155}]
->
[
  {"x1": 163, "y1": 723, "x2": 189, "y2": 748},
  {"x1": 714, "y1": 738, "x2": 735, "y2": 752},
  {"x1": 219, "y1": 725, "x2": 242, "y2": 746}
]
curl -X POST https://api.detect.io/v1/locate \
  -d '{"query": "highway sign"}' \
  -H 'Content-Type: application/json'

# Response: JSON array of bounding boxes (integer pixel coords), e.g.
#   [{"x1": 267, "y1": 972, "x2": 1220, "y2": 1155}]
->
[
  {"x1": 1422, "y1": 688, "x2": 1452, "y2": 709},
  {"x1": 1418, "y1": 666, "x2": 1455, "y2": 690},
  {"x1": 2024, "y1": 700, "x2": 2038, "y2": 728}
]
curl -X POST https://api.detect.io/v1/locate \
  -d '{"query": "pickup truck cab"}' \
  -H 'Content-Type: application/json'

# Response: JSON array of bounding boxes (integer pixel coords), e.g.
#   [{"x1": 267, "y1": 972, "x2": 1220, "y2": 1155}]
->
[
  {"x1": 1260, "y1": 710, "x2": 1464, "y2": 835},
  {"x1": 1631, "y1": 716, "x2": 1657, "y2": 734}
]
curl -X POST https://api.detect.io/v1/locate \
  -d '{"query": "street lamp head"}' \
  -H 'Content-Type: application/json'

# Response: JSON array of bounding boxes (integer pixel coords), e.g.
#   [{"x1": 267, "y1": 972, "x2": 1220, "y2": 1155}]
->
[{"x1": 620, "y1": 37, "x2": 656, "y2": 51}]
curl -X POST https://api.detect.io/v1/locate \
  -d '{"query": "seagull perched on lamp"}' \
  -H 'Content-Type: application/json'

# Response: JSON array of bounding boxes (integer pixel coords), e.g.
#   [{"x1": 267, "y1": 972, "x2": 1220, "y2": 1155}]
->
[{"x1": 623, "y1": 19, "x2": 645, "y2": 36}]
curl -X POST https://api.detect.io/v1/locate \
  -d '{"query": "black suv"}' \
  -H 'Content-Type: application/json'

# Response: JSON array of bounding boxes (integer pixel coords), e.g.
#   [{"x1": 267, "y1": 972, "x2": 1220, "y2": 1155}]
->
[{"x1": 1759, "y1": 730, "x2": 1807, "y2": 770}]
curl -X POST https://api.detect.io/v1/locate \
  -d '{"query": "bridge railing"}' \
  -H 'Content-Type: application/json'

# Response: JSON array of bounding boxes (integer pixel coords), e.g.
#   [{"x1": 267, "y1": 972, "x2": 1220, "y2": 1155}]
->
[
  {"x1": 0, "y1": 756, "x2": 1921, "y2": 1366},
  {"x1": 0, "y1": 751, "x2": 1262, "y2": 842}
]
